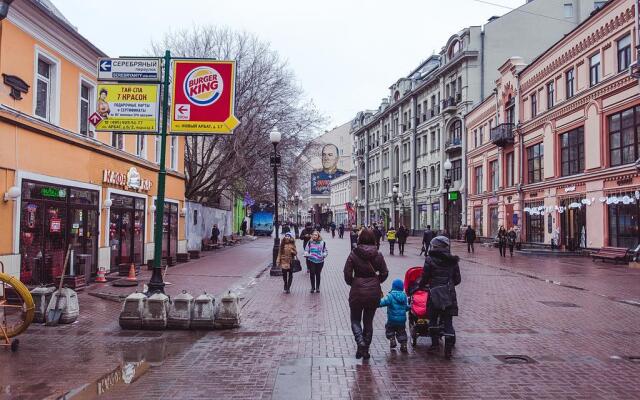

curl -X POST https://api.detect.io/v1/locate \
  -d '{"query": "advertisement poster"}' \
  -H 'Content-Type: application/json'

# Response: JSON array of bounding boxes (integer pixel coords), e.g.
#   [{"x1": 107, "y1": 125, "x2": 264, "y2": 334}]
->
[
  {"x1": 250, "y1": 203, "x2": 274, "y2": 236},
  {"x1": 310, "y1": 143, "x2": 346, "y2": 195},
  {"x1": 170, "y1": 60, "x2": 239, "y2": 134},
  {"x1": 94, "y1": 83, "x2": 159, "y2": 132}
]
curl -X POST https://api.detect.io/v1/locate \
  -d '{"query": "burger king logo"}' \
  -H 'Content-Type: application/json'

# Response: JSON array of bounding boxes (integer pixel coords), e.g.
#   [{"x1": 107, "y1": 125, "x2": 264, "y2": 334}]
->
[{"x1": 183, "y1": 66, "x2": 224, "y2": 106}]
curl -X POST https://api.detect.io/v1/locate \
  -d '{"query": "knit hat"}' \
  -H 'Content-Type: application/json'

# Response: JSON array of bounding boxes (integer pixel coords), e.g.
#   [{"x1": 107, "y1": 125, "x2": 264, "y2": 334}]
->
[
  {"x1": 392, "y1": 278, "x2": 404, "y2": 291},
  {"x1": 430, "y1": 235, "x2": 450, "y2": 250},
  {"x1": 284, "y1": 233, "x2": 293, "y2": 238}
]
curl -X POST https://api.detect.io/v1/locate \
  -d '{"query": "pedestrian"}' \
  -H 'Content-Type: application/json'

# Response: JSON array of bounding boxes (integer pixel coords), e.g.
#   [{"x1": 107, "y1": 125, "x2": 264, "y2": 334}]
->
[
  {"x1": 420, "y1": 236, "x2": 461, "y2": 359},
  {"x1": 464, "y1": 225, "x2": 476, "y2": 253},
  {"x1": 338, "y1": 223, "x2": 345, "y2": 239},
  {"x1": 301, "y1": 222, "x2": 314, "y2": 249},
  {"x1": 497, "y1": 226, "x2": 507, "y2": 257},
  {"x1": 281, "y1": 223, "x2": 290, "y2": 235},
  {"x1": 330, "y1": 222, "x2": 336, "y2": 238},
  {"x1": 276, "y1": 233, "x2": 297, "y2": 294},
  {"x1": 373, "y1": 224, "x2": 382, "y2": 249},
  {"x1": 396, "y1": 225, "x2": 408, "y2": 256},
  {"x1": 379, "y1": 278, "x2": 410, "y2": 353},
  {"x1": 304, "y1": 231, "x2": 328, "y2": 293},
  {"x1": 344, "y1": 228, "x2": 389, "y2": 360},
  {"x1": 507, "y1": 227, "x2": 517, "y2": 257},
  {"x1": 240, "y1": 219, "x2": 247, "y2": 236},
  {"x1": 349, "y1": 225, "x2": 359, "y2": 249},
  {"x1": 211, "y1": 224, "x2": 220, "y2": 245},
  {"x1": 421, "y1": 225, "x2": 434, "y2": 256},
  {"x1": 293, "y1": 222, "x2": 299, "y2": 239},
  {"x1": 386, "y1": 226, "x2": 397, "y2": 255}
]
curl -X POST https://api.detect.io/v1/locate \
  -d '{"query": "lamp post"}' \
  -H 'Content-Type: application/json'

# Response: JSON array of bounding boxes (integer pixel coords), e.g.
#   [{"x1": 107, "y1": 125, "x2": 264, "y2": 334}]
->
[
  {"x1": 353, "y1": 197, "x2": 359, "y2": 227},
  {"x1": 443, "y1": 158, "x2": 453, "y2": 237},
  {"x1": 269, "y1": 128, "x2": 282, "y2": 276},
  {"x1": 291, "y1": 191, "x2": 301, "y2": 227},
  {"x1": 388, "y1": 185, "x2": 402, "y2": 228}
]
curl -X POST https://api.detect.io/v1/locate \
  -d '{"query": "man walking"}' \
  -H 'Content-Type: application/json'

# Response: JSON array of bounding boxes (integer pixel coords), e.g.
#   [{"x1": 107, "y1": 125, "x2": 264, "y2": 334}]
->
[
  {"x1": 240, "y1": 219, "x2": 247, "y2": 236},
  {"x1": 464, "y1": 225, "x2": 476, "y2": 253},
  {"x1": 373, "y1": 223, "x2": 383, "y2": 250},
  {"x1": 421, "y1": 225, "x2": 434, "y2": 256},
  {"x1": 338, "y1": 223, "x2": 345, "y2": 239},
  {"x1": 211, "y1": 224, "x2": 220, "y2": 245}
]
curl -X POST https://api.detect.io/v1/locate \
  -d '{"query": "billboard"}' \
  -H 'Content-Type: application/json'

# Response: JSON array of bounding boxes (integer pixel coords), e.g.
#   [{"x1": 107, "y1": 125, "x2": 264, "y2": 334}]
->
[
  {"x1": 170, "y1": 60, "x2": 239, "y2": 134},
  {"x1": 93, "y1": 83, "x2": 159, "y2": 132},
  {"x1": 310, "y1": 143, "x2": 346, "y2": 195}
]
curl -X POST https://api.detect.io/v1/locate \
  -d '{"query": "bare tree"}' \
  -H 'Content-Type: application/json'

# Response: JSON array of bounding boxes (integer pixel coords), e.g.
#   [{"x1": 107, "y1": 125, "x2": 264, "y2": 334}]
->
[{"x1": 151, "y1": 26, "x2": 325, "y2": 205}]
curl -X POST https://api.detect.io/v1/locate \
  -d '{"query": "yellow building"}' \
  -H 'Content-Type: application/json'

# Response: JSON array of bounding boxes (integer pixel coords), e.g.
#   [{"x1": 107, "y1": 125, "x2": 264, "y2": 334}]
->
[{"x1": 0, "y1": 0, "x2": 186, "y2": 284}]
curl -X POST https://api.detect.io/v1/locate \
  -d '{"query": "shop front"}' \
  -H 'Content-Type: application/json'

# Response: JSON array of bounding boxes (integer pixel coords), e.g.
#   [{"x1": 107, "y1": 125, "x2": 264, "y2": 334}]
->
[{"x1": 109, "y1": 194, "x2": 146, "y2": 269}]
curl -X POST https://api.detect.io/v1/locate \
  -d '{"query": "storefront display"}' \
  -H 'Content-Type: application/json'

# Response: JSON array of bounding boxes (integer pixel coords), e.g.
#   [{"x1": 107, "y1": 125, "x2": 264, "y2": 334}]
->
[
  {"x1": 109, "y1": 194, "x2": 145, "y2": 268},
  {"x1": 607, "y1": 191, "x2": 639, "y2": 249},
  {"x1": 524, "y1": 201, "x2": 544, "y2": 243},
  {"x1": 560, "y1": 196, "x2": 587, "y2": 250}
]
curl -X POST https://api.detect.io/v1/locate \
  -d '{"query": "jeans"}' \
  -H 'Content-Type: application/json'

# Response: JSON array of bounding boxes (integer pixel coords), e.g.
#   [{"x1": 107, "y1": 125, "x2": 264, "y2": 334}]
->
[
  {"x1": 467, "y1": 242, "x2": 474, "y2": 253},
  {"x1": 398, "y1": 241, "x2": 405, "y2": 255},
  {"x1": 509, "y1": 244, "x2": 515, "y2": 256},
  {"x1": 307, "y1": 260, "x2": 324, "y2": 290},
  {"x1": 389, "y1": 240, "x2": 396, "y2": 255},
  {"x1": 499, "y1": 243, "x2": 506, "y2": 257},
  {"x1": 385, "y1": 323, "x2": 408, "y2": 344},
  {"x1": 282, "y1": 269, "x2": 293, "y2": 290},
  {"x1": 350, "y1": 304, "x2": 377, "y2": 347}
]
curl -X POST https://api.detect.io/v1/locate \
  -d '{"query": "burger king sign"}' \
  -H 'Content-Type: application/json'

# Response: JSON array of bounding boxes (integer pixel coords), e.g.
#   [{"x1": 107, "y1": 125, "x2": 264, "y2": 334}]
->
[{"x1": 171, "y1": 60, "x2": 239, "y2": 134}]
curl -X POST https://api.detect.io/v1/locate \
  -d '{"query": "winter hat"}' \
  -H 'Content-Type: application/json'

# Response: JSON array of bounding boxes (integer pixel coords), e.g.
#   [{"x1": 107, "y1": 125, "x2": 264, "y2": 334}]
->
[
  {"x1": 392, "y1": 278, "x2": 404, "y2": 291},
  {"x1": 430, "y1": 235, "x2": 450, "y2": 250},
  {"x1": 284, "y1": 233, "x2": 294, "y2": 239}
]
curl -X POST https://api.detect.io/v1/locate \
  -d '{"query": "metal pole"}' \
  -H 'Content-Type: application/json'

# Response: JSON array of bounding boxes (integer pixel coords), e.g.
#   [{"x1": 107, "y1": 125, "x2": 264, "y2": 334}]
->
[
  {"x1": 270, "y1": 142, "x2": 281, "y2": 276},
  {"x1": 148, "y1": 50, "x2": 171, "y2": 294},
  {"x1": 445, "y1": 186, "x2": 450, "y2": 238}
]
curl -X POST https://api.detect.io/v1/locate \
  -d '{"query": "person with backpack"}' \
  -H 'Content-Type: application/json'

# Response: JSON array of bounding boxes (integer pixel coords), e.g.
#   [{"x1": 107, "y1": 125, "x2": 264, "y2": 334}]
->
[
  {"x1": 420, "y1": 236, "x2": 461, "y2": 359},
  {"x1": 386, "y1": 227, "x2": 397, "y2": 255},
  {"x1": 304, "y1": 231, "x2": 328, "y2": 293},
  {"x1": 344, "y1": 228, "x2": 389, "y2": 360},
  {"x1": 421, "y1": 225, "x2": 434, "y2": 256},
  {"x1": 276, "y1": 233, "x2": 298, "y2": 294},
  {"x1": 396, "y1": 225, "x2": 408, "y2": 256},
  {"x1": 379, "y1": 278, "x2": 410, "y2": 353}
]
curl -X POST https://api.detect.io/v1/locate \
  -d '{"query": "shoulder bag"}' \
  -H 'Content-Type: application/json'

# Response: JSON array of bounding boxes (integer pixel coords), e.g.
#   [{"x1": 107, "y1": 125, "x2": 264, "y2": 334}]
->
[
  {"x1": 290, "y1": 256, "x2": 302, "y2": 273},
  {"x1": 428, "y1": 265, "x2": 454, "y2": 311}
]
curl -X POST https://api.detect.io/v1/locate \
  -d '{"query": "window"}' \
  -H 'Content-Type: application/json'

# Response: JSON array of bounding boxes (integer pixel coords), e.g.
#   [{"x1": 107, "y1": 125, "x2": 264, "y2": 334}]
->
[
  {"x1": 566, "y1": 68, "x2": 575, "y2": 99},
  {"x1": 79, "y1": 81, "x2": 94, "y2": 136},
  {"x1": 618, "y1": 34, "x2": 632, "y2": 72},
  {"x1": 436, "y1": 164, "x2": 440, "y2": 185},
  {"x1": 451, "y1": 159, "x2": 462, "y2": 181},
  {"x1": 475, "y1": 166, "x2": 483, "y2": 194},
  {"x1": 564, "y1": 3, "x2": 573, "y2": 18},
  {"x1": 136, "y1": 134, "x2": 146, "y2": 158},
  {"x1": 35, "y1": 58, "x2": 52, "y2": 120},
  {"x1": 489, "y1": 206, "x2": 499, "y2": 238},
  {"x1": 546, "y1": 81, "x2": 554, "y2": 109},
  {"x1": 416, "y1": 172, "x2": 421, "y2": 189},
  {"x1": 590, "y1": 53, "x2": 601, "y2": 87},
  {"x1": 430, "y1": 166, "x2": 436, "y2": 187},
  {"x1": 450, "y1": 120, "x2": 462, "y2": 144},
  {"x1": 193, "y1": 209, "x2": 198, "y2": 226},
  {"x1": 111, "y1": 133, "x2": 124, "y2": 150},
  {"x1": 170, "y1": 136, "x2": 178, "y2": 170},
  {"x1": 609, "y1": 105, "x2": 640, "y2": 167},
  {"x1": 422, "y1": 169, "x2": 427, "y2": 188},
  {"x1": 505, "y1": 152, "x2": 514, "y2": 187},
  {"x1": 416, "y1": 137, "x2": 421, "y2": 156},
  {"x1": 479, "y1": 126, "x2": 484, "y2": 145},
  {"x1": 527, "y1": 143, "x2": 544, "y2": 183},
  {"x1": 531, "y1": 93, "x2": 537, "y2": 118},
  {"x1": 155, "y1": 135, "x2": 161, "y2": 163},
  {"x1": 489, "y1": 160, "x2": 499, "y2": 192},
  {"x1": 608, "y1": 195, "x2": 640, "y2": 249},
  {"x1": 430, "y1": 131, "x2": 436, "y2": 151},
  {"x1": 474, "y1": 207, "x2": 483, "y2": 235},
  {"x1": 560, "y1": 127, "x2": 584, "y2": 176}
]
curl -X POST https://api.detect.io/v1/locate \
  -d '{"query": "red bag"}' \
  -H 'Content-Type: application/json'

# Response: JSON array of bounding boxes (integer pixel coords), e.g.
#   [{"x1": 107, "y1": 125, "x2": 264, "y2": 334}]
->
[{"x1": 411, "y1": 290, "x2": 429, "y2": 318}]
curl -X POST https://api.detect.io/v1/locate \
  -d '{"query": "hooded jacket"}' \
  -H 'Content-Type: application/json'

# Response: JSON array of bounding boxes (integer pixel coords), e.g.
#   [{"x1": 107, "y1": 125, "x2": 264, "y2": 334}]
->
[
  {"x1": 344, "y1": 244, "x2": 389, "y2": 308},
  {"x1": 420, "y1": 248, "x2": 461, "y2": 316},
  {"x1": 379, "y1": 280, "x2": 410, "y2": 326}
]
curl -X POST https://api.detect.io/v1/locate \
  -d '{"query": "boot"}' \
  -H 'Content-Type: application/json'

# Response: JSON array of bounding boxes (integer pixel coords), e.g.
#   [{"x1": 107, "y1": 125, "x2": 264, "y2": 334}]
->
[
  {"x1": 362, "y1": 346, "x2": 371, "y2": 360},
  {"x1": 389, "y1": 337, "x2": 397, "y2": 349},
  {"x1": 444, "y1": 336, "x2": 454, "y2": 359},
  {"x1": 428, "y1": 335, "x2": 440, "y2": 353},
  {"x1": 356, "y1": 343, "x2": 365, "y2": 359},
  {"x1": 400, "y1": 343, "x2": 408, "y2": 353}
]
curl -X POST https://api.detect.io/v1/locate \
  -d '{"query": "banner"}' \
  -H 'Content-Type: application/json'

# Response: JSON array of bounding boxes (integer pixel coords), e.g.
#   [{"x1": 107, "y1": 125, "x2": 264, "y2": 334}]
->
[
  {"x1": 170, "y1": 60, "x2": 239, "y2": 134},
  {"x1": 311, "y1": 170, "x2": 346, "y2": 195},
  {"x1": 93, "y1": 83, "x2": 159, "y2": 132}
]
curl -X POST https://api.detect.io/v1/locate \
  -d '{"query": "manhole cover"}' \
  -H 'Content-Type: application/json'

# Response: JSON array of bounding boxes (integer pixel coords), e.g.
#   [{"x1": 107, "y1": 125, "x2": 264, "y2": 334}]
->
[
  {"x1": 538, "y1": 301, "x2": 580, "y2": 308},
  {"x1": 494, "y1": 355, "x2": 536, "y2": 364}
]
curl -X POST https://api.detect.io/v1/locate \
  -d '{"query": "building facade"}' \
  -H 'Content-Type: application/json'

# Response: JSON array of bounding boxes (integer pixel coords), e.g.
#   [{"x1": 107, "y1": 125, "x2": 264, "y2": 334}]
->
[
  {"x1": 351, "y1": 0, "x2": 608, "y2": 237},
  {"x1": 0, "y1": 0, "x2": 187, "y2": 284},
  {"x1": 466, "y1": 0, "x2": 639, "y2": 250},
  {"x1": 329, "y1": 173, "x2": 357, "y2": 227}
]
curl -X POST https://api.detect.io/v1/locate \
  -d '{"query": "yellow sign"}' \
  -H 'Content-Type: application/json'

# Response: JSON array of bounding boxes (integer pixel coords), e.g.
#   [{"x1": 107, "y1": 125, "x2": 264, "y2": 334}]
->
[{"x1": 94, "y1": 83, "x2": 159, "y2": 132}]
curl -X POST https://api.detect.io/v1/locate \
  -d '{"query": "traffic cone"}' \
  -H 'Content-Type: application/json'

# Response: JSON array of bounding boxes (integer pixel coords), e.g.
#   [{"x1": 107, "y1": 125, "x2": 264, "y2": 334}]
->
[
  {"x1": 95, "y1": 267, "x2": 107, "y2": 283},
  {"x1": 126, "y1": 264, "x2": 137, "y2": 282}
]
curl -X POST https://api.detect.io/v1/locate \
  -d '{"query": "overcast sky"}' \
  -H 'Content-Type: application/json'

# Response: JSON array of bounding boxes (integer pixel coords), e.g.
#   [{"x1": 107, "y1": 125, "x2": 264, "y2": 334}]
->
[{"x1": 54, "y1": 0, "x2": 526, "y2": 130}]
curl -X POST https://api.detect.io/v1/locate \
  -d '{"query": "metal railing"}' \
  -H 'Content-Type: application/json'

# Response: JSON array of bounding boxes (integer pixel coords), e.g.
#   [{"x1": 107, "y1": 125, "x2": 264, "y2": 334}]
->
[{"x1": 490, "y1": 123, "x2": 515, "y2": 146}]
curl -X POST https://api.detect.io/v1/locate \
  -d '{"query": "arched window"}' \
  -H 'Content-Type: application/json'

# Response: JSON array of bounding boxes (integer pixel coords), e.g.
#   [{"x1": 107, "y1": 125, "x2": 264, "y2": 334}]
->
[
  {"x1": 448, "y1": 40, "x2": 461, "y2": 59},
  {"x1": 430, "y1": 166, "x2": 436, "y2": 187},
  {"x1": 450, "y1": 120, "x2": 462, "y2": 142},
  {"x1": 423, "y1": 169, "x2": 428, "y2": 188},
  {"x1": 394, "y1": 91, "x2": 400, "y2": 101}
]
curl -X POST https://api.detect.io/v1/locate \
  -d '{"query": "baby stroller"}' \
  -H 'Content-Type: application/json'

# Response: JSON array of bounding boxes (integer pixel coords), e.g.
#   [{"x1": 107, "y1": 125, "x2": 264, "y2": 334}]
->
[{"x1": 404, "y1": 266, "x2": 430, "y2": 347}]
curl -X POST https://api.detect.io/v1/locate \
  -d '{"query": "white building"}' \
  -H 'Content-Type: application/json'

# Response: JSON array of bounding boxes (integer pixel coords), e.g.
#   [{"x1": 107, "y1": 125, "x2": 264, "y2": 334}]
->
[{"x1": 329, "y1": 173, "x2": 358, "y2": 227}]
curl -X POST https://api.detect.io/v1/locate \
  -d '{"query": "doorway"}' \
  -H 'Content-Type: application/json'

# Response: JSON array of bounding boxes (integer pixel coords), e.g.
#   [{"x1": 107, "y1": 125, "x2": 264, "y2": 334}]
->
[
  {"x1": 109, "y1": 194, "x2": 145, "y2": 269},
  {"x1": 561, "y1": 198, "x2": 586, "y2": 250}
]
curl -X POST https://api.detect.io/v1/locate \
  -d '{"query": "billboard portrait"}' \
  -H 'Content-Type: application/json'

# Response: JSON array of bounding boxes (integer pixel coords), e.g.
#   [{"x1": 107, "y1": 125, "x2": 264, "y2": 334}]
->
[{"x1": 310, "y1": 143, "x2": 346, "y2": 194}]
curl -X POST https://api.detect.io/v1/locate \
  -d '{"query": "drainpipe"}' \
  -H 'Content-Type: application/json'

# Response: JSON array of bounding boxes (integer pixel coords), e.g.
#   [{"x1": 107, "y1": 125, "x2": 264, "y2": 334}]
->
[
  {"x1": 480, "y1": 29, "x2": 485, "y2": 100},
  {"x1": 516, "y1": 73, "x2": 524, "y2": 233},
  {"x1": 0, "y1": 0, "x2": 13, "y2": 20}
]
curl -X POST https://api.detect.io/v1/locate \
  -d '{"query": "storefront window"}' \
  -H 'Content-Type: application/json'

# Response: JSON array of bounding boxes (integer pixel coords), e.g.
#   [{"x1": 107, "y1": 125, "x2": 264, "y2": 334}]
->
[
  {"x1": 431, "y1": 203, "x2": 440, "y2": 232},
  {"x1": 525, "y1": 201, "x2": 544, "y2": 243},
  {"x1": 489, "y1": 206, "x2": 499, "y2": 238},
  {"x1": 474, "y1": 207, "x2": 483, "y2": 236},
  {"x1": 608, "y1": 193, "x2": 639, "y2": 249},
  {"x1": 110, "y1": 194, "x2": 146, "y2": 268},
  {"x1": 155, "y1": 201, "x2": 179, "y2": 259},
  {"x1": 560, "y1": 197, "x2": 587, "y2": 249},
  {"x1": 19, "y1": 180, "x2": 98, "y2": 285}
]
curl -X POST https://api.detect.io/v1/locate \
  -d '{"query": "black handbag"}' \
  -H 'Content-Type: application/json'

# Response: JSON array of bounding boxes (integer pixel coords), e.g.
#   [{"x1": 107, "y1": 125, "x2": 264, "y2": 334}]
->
[
  {"x1": 429, "y1": 265, "x2": 454, "y2": 311},
  {"x1": 290, "y1": 257, "x2": 302, "y2": 273}
]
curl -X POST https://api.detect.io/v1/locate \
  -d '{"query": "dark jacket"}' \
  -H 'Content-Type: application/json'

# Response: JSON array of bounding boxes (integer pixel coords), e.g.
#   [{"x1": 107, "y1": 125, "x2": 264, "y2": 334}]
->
[
  {"x1": 420, "y1": 249, "x2": 461, "y2": 316},
  {"x1": 281, "y1": 225, "x2": 290, "y2": 234},
  {"x1": 507, "y1": 230, "x2": 517, "y2": 245},
  {"x1": 301, "y1": 227, "x2": 314, "y2": 247},
  {"x1": 344, "y1": 244, "x2": 389, "y2": 308},
  {"x1": 338, "y1": 224, "x2": 345, "y2": 233},
  {"x1": 464, "y1": 227, "x2": 476, "y2": 243},
  {"x1": 396, "y1": 227, "x2": 408, "y2": 243},
  {"x1": 211, "y1": 227, "x2": 220, "y2": 239},
  {"x1": 497, "y1": 229, "x2": 507, "y2": 245},
  {"x1": 422, "y1": 229, "x2": 434, "y2": 246}
]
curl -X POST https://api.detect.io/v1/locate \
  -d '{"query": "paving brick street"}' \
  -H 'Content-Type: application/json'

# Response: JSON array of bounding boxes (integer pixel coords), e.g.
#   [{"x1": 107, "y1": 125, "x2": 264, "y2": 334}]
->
[{"x1": 3, "y1": 235, "x2": 638, "y2": 399}]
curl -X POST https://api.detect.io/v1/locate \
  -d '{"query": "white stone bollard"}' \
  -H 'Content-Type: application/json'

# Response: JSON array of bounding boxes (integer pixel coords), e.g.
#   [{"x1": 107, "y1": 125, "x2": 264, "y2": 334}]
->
[
  {"x1": 46, "y1": 288, "x2": 79, "y2": 324},
  {"x1": 167, "y1": 291, "x2": 194, "y2": 329},
  {"x1": 119, "y1": 292, "x2": 146, "y2": 330},
  {"x1": 214, "y1": 291, "x2": 241, "y2": 329},
  {"x1": 142, "y1": 293, "x2": 169, "y2": 330},
  {"x1": 31, "y1": 286, "x2": 56, "y2": 323},
  {"x1": 191, "y1": 293, "x2": 215, "y2": 330}
]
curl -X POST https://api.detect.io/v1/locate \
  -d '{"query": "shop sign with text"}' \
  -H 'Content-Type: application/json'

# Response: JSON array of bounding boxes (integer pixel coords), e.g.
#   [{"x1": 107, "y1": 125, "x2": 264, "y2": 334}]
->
[
  {"x1": 93, "y1": 84, "x2": 159, "y2": 132},
  {"x1": 103, "y1": 167, "x2": 152, "y2": 192},
  {"x1": 170, "y1": 60, "x2": 239, "y2": 134}
]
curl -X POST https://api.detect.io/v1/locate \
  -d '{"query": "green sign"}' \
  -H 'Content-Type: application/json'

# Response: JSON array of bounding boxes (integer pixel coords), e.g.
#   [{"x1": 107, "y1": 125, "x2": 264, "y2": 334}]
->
[
  {"x1": 40, "y1": 187, "x2": 66, "y2": 198},
  {"x1": 448, "y1": 191, "x2": 459, "y2": 201}
]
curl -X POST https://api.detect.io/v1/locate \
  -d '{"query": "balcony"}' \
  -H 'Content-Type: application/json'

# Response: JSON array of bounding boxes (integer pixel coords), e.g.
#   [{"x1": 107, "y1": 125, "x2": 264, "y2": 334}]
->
[
  {"x1": 445, "y1": 137, "x2": 462, "y2": 153},
  {"x1": 441, "y1": 96, "x2": 458, "y2": 113},
  {"x1": 490, "y1": 123, "x2": 515, "y2": 147}
]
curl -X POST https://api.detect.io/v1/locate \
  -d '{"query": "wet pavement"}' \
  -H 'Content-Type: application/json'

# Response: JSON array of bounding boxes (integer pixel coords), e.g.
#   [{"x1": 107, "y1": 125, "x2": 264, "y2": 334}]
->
[{"x1": 2, "y1": 235, "x2": 640, "y2": 399}]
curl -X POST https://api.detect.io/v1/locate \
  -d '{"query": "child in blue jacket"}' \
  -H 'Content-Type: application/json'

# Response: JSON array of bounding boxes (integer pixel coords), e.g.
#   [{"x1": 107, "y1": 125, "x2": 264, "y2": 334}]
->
[{"x1": 379, "y1": 278, "x2": 410, "y2": 352}]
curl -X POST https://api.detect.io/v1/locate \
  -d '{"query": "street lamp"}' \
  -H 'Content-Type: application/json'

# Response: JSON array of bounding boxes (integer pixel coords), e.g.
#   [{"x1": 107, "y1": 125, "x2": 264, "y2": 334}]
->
[
  {"x1": 269, "y1": 128, "x2": 282, "y2": 276},
  {"x1": 353, "y1": 197, "x2": 359, "y2": 227},
  {"x1": 443, "y1": 158, "x2": 453, "y2": 237},
  {"x1": 291, "y1": 191, "x2": 301, "y2": 227},
  {"x1": 388, "y1": 185, "x2": 402, "y2": 228}
]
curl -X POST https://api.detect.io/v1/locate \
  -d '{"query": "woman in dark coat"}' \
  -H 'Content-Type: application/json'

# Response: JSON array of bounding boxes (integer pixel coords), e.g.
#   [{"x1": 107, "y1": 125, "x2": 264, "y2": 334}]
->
[
  {"x1": 344, "y1": 228, "x2": 389, "y2": 360},
  {"x1": 497, "y1": 226, "x2": 507, "y2": 257},
  {"x1": 420, "y1": 236, "x2": 461, "y2": 359},
  {"x1": 396, "y1": 225, "x2": 408, "y2": 255}
]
